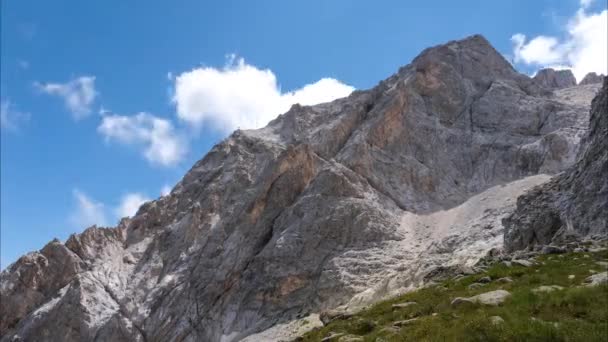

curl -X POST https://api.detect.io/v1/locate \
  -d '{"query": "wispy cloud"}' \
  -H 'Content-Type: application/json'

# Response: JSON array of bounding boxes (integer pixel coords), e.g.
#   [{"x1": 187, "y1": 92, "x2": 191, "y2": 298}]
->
[
  {"x1": 35, "y1": 76, "x2": 98, "y2": 119},
  {"x1": 98, "y1": 111, "x2": 187, "y2": 166},
  {"x1": 511, "y1": 0, "x2": 607, "y2": 81},
  {"x1": 160, "y1": 184, "x2": 172, "y2": 196},
  {"x1": 172, "y1": 55, "x2": 355, "y2": 133},
  {"x1": 69, "y1": 189, "x2": 108, "y2": 229},
  {"x1": 1, "y1": 100, "x2": 30, "y2": 131},
  {"x1": 115, "y1": 192, "x2": 150, "y2": 219}
]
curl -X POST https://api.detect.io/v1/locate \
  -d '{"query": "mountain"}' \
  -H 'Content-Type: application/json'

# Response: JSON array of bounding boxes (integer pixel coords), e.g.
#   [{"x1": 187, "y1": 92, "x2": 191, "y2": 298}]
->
[
  {"x1": 580, "y1": 72, "x2": 606, "y2": 86},
  {"x1": 0, "y1": 35, "x2": 603, "y2": 342},
  {"x1": 504, "y1": 78, "x2": 608, "y2": 252},
  {"x1": 532, "y1": 68, "x2": 577, "y2": 90}
]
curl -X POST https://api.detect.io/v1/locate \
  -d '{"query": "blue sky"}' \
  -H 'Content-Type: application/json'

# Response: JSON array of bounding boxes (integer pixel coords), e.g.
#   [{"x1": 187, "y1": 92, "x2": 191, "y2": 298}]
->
[{"x1": 1, "y1": 0, "x2": 606, "y2": 269}]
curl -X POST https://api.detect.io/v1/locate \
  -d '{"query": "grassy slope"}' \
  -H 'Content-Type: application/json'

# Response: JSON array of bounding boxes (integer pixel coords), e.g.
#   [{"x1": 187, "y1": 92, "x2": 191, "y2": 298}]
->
[{"x1": 301, "y1": 250, "x2": 608, "y2": 342}]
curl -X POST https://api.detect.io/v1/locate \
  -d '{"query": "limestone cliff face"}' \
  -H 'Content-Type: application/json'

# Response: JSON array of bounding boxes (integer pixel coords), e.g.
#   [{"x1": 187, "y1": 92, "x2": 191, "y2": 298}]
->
[
  {"x1": 503, "y1": 79, "x2": 608, "y2": 252},
  {"x1": 0, "y1": 35, "x2": 602, "y2": 342}
]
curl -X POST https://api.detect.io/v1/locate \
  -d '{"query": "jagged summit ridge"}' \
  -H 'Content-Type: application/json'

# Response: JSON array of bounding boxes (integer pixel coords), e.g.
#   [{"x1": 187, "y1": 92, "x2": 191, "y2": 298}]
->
[
  {"x1": 533, "y1": 68, "x2": 577, "y2": 90},
  {"x1": 0, "y1": 34, "x2": 602, "y2": 342}
]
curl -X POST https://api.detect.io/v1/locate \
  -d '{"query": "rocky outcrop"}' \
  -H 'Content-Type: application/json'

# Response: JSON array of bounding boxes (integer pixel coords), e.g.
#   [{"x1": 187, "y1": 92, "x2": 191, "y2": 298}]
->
[
  {"x1": 579, "y1": 72, "x2": 605, "y2": 86},
  {"x1": 503, "y1": 79, "x2": 608, "y2": 252},
  {"x1": 533, "y1": 68, "x2": 577, "y2": 89},
  {"x1": 0, "y1": 35, "x2": 602, "y2": 342}
]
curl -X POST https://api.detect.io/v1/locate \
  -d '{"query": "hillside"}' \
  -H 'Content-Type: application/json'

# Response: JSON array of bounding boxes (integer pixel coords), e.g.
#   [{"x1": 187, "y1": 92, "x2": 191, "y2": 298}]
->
[
  {"x1": 301, "y1": 246, "x2": 608, "y2": 341},
  {"x1": 0, "y1": 35, "x2": 605, "y2": 342}
]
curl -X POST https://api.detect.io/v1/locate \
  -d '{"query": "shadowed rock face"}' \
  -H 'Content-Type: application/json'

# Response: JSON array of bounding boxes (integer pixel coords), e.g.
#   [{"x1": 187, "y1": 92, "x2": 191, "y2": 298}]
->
[
  {"x1": 533, "y1": 68, "x2": 577, "y2": 90},
  {"x1": 0, "y1": 35, "x2": 602, "y2": 342},
  {"x1": 503, "y1": 79, "x2": 608, "y2": 252}
]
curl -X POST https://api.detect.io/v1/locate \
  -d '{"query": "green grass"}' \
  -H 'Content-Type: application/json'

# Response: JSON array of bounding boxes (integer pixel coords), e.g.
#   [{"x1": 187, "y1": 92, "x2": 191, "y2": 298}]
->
[{"x1": 301, "y1": 250, "x2": 608, "y2": 341}]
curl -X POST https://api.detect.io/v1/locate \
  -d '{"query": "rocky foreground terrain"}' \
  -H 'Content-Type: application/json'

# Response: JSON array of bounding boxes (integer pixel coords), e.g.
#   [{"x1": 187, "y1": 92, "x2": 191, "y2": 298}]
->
[{"x1": 0, "y1": 35, "x2": 606, "y2": 342}]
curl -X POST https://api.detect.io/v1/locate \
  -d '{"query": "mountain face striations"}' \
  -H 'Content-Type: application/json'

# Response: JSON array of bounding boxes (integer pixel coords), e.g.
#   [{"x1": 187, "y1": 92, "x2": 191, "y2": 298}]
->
[
  {"x1": 0, "y1": 35, "x2": 604, "y2": 342},
  {"x1": 503, "y1": 78, "x2": 607, "y2": 252}
]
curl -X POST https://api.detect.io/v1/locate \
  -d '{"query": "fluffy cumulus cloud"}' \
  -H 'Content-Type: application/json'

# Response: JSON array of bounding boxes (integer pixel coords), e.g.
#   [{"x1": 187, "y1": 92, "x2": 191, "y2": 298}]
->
[
  {"x1": 511, "y1": 0, "x2": 607, "y2": 81},
  {"x1": 35, "y1": 76, "x2": 98, "y2": 119},
  {"x1": 69, "y1": 189, "x2": 108, "y2": 229},
  {"x1": 115, "y1": 192, "x2": 150, "y2": 218},
  {"x1": 1, "y1": 100, "x2": 30, "y2": 131},
  {"x1": 98, "y1": 112, "x2": 187, "y2": 166},
  {"x1": 172, "y1": 55, "x2": 354, "y2": 132}
]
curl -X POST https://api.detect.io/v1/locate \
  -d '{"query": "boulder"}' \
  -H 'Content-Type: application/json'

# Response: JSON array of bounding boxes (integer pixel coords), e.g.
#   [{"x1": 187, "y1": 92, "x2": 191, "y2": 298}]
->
[{"x1": 584, "y1": 272, "x2": 608, "y2": 286}]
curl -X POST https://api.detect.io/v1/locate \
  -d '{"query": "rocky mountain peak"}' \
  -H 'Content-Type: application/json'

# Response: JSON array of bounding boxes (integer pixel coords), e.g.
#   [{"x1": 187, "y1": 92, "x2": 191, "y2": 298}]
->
[
  {"x1": 1, "y1": 35, "x2": 604, "y2": 342},
  {"x1": 579, "y1": 72, "x2": 606, "y2": 85},
  {"x1": 533, "y1": 68, "x2": 577, "y2": 89}
]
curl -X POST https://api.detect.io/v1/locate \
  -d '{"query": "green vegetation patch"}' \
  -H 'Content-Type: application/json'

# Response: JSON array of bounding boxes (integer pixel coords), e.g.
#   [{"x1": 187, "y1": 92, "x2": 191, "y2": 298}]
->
[{"x1": 301, "y1": 250, "x2": 608, "y2": 341}]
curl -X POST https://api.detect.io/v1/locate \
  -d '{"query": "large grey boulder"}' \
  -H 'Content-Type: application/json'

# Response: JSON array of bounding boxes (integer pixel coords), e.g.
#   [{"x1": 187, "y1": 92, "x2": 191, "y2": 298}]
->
[
  {"x1": 0, "y1": 35, "x2": 601, "y2": 342},
  {"x1": 533, "y1": 68, "x2": 577, "y2": 89},
  {"x1": 503, "y1": 79, "x2": 608, "y2": 252}
]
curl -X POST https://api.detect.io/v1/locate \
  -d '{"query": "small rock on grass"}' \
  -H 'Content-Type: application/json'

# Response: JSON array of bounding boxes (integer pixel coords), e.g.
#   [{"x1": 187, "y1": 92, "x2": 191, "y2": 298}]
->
[
  {"x1": 472, "y1": 290, "x2": 511, "y2": 306},
  {"x1": 468, "y1": 283, "x2": 485, "y2": 290},
  {"x1": 451, "y1": 297, "x2": 475, "y2": 306},
  {"x1": 490, "y1": 316, "x2": 504, "y2": 325},
  {"x1": 496, "y1": 277, "x2": 513, "y2": 283},
  {"x1": 568, "y1": 275, "x2": 575, "y2": 280},
  {"x1": 477, "y1": 276, "x2": 492, "y2": 283},
  {"x1": 321, "y1": 332, "x2": 345, "y2": 342},
  {"x1": 512, "y1": 259, "x2": 534, "y2": 267},
  {"x1": 320, "y1": 310, "x2": 353, "y2": 325},
  {"x1": 542, "y1": 245, "x2": 566, "y2": 254},
  {"x1": 393, "y1": 318, "x2": 418, "y2": 327},
  {"x1": 532, "y1": 285, "x2": 564, "y2": 293},
  {"x1": 452, "y1": 290, "x2": 511, "y2": 307},
  {"x1": 392, "y1": 301, "x2": 417, "y2": 309},
  {"x1": 338, "y1": 335, "x2": 364, "y2": 342}
]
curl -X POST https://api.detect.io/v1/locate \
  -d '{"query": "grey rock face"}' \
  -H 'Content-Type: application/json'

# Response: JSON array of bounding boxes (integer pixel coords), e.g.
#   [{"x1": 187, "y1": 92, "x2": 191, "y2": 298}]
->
[
  {"x1": 579, "y1": 72, "x2": 605, "y2": 85},
  {"x1": 533, "y1": 68, "x2": 577, "y2": 89},
  {"x1": 503, "y1": 79, "x2": 608, "y2": 252},
  {"x1": 0, "y1": 35, "x2": 602, "y2": 342}
]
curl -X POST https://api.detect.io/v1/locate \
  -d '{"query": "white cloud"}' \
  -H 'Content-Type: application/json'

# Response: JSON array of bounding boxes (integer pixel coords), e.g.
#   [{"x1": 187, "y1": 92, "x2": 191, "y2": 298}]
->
[
  {"x1": 69, "y1": 189, "x2": 108, "y2": 228},
  {"x1": 511, "y1": 5, "x2": 607, "y2": 81},
  {"x1": 1, "y1": 100, "x2": 30, "y2": 131},
  {"x1": 115, "y1": 193, "x2": 150, "y2": 219},
  {"x1": 161, "y1": 184, "x2": 172, "y2": 196},
  {"x1": 98, "y1": 112, "x2": 187, "y2": 166},
  {"x1": 35, "y1": 76, "x2": 98, "y2": 119},
  {"x1": 511, "y1": 34, "x2": 564, "y2": 65},
  {"x1": 172, "y1": 56, "x2": 355, "y2": 133}
]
